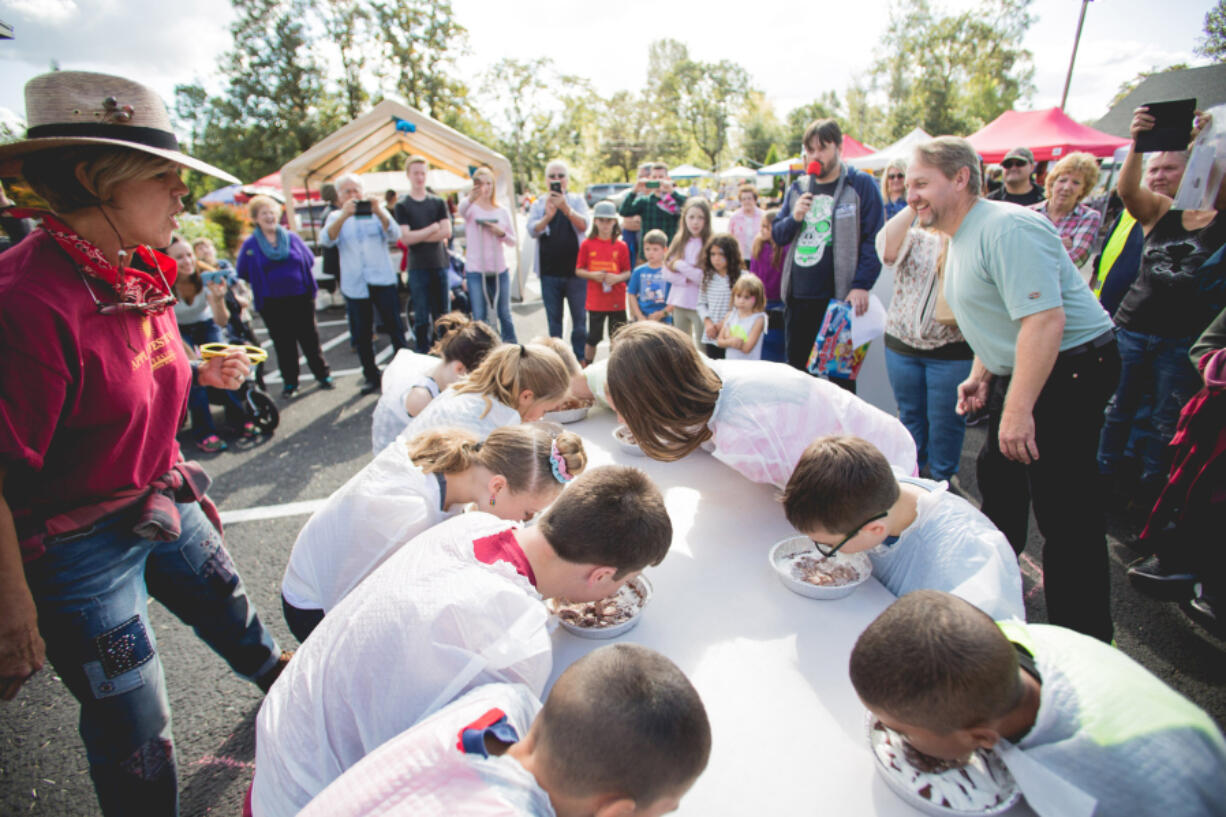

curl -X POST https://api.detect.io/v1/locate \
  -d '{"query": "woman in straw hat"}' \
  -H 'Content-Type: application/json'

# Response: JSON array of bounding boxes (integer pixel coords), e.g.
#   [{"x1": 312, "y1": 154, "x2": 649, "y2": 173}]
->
[{"x1": 0, "y1": 71, "x2": 289, "y2": 816}]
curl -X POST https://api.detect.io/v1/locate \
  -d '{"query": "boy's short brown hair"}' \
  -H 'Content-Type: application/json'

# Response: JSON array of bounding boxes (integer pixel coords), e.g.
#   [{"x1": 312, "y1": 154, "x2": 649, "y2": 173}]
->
[
  {"x1": 781, "y1": 436, "x2": 900, "y2": 534},
  {"x1": 803, "y1": 118, "x2": 843, "y2": 152},
  {"x1": 535, "y1": 643, "x2": 711, "y2": 805},
  {"x1": 537, "y1": 466, "x2": 671, "y2": 577},
  {"x1": 642, "y1": 228, "x2": 669, "y2": 249},
  {"x1": 850, "y1": 590, "x2": 1023, "y2": 733}
]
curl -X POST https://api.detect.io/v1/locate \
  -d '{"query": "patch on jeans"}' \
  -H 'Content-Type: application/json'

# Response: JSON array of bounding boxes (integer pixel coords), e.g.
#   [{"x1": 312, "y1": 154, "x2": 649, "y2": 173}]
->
[
  {"x1": 94, "y1": 615, "x2": 154, "y2": 680},
  {"x1": 183, "y1": 528, "x2": 237, "y2": 586},
  {"x1": 120, "y1": 736, "x2": 175, "y2": 781},
  {"x1": 83, "y1": 658, "x2": 145, "y2": 699}
]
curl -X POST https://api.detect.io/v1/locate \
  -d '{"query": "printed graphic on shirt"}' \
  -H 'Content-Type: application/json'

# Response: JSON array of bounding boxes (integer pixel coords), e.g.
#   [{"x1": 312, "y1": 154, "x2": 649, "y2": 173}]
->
[
  {"x1": 793, "y1": 195, "x2": 833, "y2": 268},
  {"x1": 640, "y1": 276, "x2": 667, "y2": 305},
  {"x1": 130, "y1": 321, "x2": 179, "y2": 372}
]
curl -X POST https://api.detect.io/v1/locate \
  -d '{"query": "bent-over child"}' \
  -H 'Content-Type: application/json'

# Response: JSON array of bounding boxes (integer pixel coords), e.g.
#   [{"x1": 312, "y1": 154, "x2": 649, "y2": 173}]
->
[
  {"x1": 605, "y1": 321, "x2": 917, "y2": 487},
  {"x1": 718, "y1": 271, "x2": 768, "y2": 360},
  {"x1": 371, "y1": 312, "x2": 500, "y2": 453},
  {"x1": 298, "y1": 645, "x2": 711, "y2": 817},
  {"x1": 782, "y1": 436, "x2": 1022, "y2": 620},
  {"x1": 251, "y1": 466, "x2": 673, "y2": 817},
  {"x1": 851, "y1": 590, "x2": 1226, "y2": 817},
  {"x1": 282, "y1": 424, "x2": 587, "y2": 641}
]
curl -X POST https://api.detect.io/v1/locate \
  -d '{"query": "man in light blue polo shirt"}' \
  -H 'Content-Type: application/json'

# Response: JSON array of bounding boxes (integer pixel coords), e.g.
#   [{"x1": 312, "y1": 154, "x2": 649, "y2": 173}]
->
[
  {"x1": 323, "y1": 173, "x2": 408, "y2": 395},
  {"x1": 906, "y1": 137, "x2": 1119, "y2": 643}
]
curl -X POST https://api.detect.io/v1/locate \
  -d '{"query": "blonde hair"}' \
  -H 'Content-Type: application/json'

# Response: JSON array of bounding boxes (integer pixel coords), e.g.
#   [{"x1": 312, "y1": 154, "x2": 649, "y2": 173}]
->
[
  {"x1": 666, "y1": 198, "x2": 713, "y2": 266},
  {"x1": 1044, "y1": 151, "x2": 1098, "y2": 205},
  {"x1": 472, "y1": 166, "x2": 498, "y2": 208},
  {"x1": 407, "y1": 423, "x2": 587, "y2": 495},
  {"x1": 606, "y1": 322, "x2": 721, "y2": 461},
  {"x1": 22, "y1": 145, "x2": 180, "y2": 214},
  {"x1": 731, "y1": 272, "x2": 766, "y2": 313},
  {"x1": 452, "y1": 343, "x2": 571, "y2": 418},
  {"x1": 246, "y1": 194, "x2": 282, "y2": 220},
  {"x1": 880, "y1": 158, "x2": 907, "y2": 203},
  {"x1": 530, "y1": 336, "x2": 582, "y2": 376}
]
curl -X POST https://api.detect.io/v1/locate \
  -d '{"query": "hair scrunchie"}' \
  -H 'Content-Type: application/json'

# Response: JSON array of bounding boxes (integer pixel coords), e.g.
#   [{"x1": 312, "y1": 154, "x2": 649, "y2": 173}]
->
[{"x1": 550, "y1": 438, "x2": 573, "y2": 483}]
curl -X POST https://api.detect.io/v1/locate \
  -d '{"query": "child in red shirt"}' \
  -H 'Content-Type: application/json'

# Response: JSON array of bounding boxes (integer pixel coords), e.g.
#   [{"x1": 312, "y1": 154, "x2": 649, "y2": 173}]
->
[{"x1": 575, "y1": 200, "x2": 631, "y2": 365}]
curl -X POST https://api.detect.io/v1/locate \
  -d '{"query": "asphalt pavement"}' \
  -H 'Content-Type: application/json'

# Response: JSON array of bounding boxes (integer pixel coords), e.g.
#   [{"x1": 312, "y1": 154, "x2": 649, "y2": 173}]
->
[{"x1": 1, "y1": 281, "x2": 1223, "y2": 817}]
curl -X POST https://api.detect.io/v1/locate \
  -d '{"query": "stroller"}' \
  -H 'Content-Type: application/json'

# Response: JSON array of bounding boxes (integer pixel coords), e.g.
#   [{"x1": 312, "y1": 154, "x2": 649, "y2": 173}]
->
[{"x1": 200, "y1": 343, "x2": 280, "y2": 436}]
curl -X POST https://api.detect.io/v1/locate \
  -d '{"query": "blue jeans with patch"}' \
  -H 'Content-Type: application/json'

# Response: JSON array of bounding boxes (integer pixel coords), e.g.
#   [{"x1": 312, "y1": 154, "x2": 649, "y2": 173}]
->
[
  {"x1": 885, "y1": 348, "x2": 973, "y2": 481},
  {"x1": 24, "y1": 501, "x2": 280, "y2": 816}
]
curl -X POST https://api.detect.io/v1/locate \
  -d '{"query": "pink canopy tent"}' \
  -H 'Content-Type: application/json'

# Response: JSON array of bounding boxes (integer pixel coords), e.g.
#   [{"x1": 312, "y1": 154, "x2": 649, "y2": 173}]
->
[
  {"x1": 965, "y1": 107, "x2": 1129, "y2": 163},
  {"x1": 841, "y1": 135, "x2": 874, "y2": 159},
  {"x1": 234, "y1": 171, "x2": 321, "y2": 204}
]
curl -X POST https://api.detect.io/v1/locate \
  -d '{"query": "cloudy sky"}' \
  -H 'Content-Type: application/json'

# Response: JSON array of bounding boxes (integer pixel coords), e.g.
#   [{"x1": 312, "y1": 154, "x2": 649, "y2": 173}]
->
[{"x1": 0, "y1": 0, "x2": 1214, "y2": 141}]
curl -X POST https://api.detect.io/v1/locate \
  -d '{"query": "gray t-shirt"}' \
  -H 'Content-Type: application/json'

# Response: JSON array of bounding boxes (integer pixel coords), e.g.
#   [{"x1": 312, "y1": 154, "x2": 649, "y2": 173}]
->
[
  {"x1": 944, "y1": 199, "x2": 1112, "y2": 376},
  {"x1": 394, "y1": 193, "x2": 449, "y2": 270}
]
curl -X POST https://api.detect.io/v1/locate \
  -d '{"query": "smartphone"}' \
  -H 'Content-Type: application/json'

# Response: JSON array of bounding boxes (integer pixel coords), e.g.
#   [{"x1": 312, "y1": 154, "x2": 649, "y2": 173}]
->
[
  {"x1": 354, "y1": 200, "x2": 373, "y2": 216},
  {"x1": 645, "y1": 180, "x2": 661, "y2": 190},
  {"x1": 201, "y1": 270, "x2": 226, "y2": 286},
  {"x1": 476, "y1": 218, "x2": 498, "y2": 225},
  {"x1": 549, "y1": 181, "x2": 563, "y2": 194},
  {"x1": 1135, "y1": 98, "x2": 1197, "y2": 153}
]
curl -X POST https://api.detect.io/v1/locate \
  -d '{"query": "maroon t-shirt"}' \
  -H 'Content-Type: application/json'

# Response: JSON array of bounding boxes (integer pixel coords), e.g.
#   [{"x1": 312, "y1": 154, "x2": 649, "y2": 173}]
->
[{"x1": 0, "y1": 232, "x2": 191, "y2": 539}]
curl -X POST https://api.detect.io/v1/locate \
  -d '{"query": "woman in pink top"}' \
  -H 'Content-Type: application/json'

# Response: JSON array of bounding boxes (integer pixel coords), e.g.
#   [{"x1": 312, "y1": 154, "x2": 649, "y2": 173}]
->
[
  {"x1": 728, "y1": 184, "x2": 763, "y2": 259},
  {"x1": 458, "y1": 167, "x2": 518, "y2": 341},
  {"x1": 661, "y1": 199, "x2": 713, "y2": 345}
]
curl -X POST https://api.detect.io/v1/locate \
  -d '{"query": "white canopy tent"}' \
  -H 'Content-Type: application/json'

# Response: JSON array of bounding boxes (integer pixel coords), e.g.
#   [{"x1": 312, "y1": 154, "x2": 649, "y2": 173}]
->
[
  {"x1": 669, "y1": 163, "x2": 710, "y2": 179},
  {"x1": 358, "y1": 169, "x2": 473, "y2": 198},
  {"x1": 846, "y1": 127, "x2": 933, "y2": 172},
  {"x1": 278, "y1": 98, "x2": 522, "y2": 294},
  {"x1": 718, "y1": 165, "x2": 757, "y2": 180},
  {"x1": 757, "y1": 156, "x2": 803, "y2": 176}
]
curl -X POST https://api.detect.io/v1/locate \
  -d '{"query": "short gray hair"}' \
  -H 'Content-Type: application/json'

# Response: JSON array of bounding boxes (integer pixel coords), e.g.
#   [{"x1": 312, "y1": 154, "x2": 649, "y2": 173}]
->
[
  {"x1": 913, "y1": 137, "x2": 982, "y2": 196},
  {"x1": 335, "y1": 172, "x2": 364, "y2": 193},
  {"x1": 545, "y1": 160, "x2": 569, "y2": 178}
]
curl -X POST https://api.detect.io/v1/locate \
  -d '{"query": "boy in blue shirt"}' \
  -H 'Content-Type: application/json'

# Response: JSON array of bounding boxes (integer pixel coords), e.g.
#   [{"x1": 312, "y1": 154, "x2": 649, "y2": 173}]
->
[{"x1": 627, "y1": 229, "x2": 673, "y2": 324}]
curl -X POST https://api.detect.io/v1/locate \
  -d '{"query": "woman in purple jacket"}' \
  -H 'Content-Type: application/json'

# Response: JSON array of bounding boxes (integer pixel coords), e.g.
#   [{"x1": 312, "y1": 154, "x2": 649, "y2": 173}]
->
[{"x1": 237, "y1": 195, "x2": 332, "y2": 397}]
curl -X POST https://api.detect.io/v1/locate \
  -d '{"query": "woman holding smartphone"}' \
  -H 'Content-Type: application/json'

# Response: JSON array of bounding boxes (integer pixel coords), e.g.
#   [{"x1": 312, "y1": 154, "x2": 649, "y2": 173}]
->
[{"x1": 458, "y1": 166, "x2": 518, "y2": 342}]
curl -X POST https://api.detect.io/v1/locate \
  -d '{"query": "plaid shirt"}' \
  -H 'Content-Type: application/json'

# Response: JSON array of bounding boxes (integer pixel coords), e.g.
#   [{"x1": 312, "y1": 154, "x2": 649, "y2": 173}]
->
[
  {"x1": 1030, "y1": 201, "x2": 1102, "y2": 267},
  {"x1": 618, "y1": 190, "x2": 688, "y2": 245}
]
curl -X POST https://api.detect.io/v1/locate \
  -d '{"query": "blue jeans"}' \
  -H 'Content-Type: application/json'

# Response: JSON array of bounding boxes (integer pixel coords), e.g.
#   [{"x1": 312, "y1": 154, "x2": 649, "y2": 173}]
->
[
  {"x1": 1097, "y1": 327, "x2": 1201, "y2": 482},
  {"x1": 407, "y1": 267, "x2": 450, "y2": 352},
  {"x1": 467, "y1": 270, "x2": 517, "y2": 342},
  {"x1": 885, "y1": 348, "x2": 973, "y2": 481},
  {"x1": 23, "y1": 501, "x2": 280, "y2": 816},
  {"x1": 623, "y1": 229, "x2": 640, "y2": 264},
  {"x1": 540, "y1": 275, "x2": 587, "y2": 361},
  {"x1": 346, "y1": 284, "x2": 408, "y2": 384}
]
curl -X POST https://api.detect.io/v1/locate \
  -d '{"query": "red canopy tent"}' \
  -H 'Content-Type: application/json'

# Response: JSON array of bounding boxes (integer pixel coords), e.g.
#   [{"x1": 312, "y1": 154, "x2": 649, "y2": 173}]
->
[
  {"x1": 841, "y1": 135, "x2": 874, "y2": 159},
  {"x1": 965, "y1": 107, "x2": 1129, "y2": 163},
  {"x1": 234, "y1": 171, "x2": 322, "y2": 204}
]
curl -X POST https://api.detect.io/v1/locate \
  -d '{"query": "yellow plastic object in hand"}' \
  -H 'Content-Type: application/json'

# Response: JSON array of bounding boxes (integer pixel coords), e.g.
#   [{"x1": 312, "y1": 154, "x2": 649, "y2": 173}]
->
[{"x1": 198, "y1": 342, "x2": 268, "y2": 365}]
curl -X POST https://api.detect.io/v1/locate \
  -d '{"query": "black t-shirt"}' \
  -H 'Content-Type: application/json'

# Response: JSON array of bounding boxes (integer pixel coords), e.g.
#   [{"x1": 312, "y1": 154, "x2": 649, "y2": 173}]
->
[
  {"x1": 538, "y1": 209, "x2": 580, "y2": 278},
  {"x1": 789, "y1": 179, "x2": 839, "y2": 300},
  {"x1": 394, "y1": 194, "x2": 449, "y2": 270},
  {"x1": 986, "y1": 185, "x2": 1045, "y2": 207}
]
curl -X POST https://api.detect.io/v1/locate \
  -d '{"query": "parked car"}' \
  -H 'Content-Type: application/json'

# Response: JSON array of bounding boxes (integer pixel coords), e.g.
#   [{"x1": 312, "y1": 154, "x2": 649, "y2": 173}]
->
[{"x1": 584, "y1": 183, "x2": 632, "y2": 209}]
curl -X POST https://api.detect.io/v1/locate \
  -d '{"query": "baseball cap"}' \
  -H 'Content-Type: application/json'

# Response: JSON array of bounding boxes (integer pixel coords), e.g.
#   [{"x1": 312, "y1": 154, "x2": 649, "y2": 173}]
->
[{"x1": 1002, "y1": 147, "x2": 1035, "y2": 164}]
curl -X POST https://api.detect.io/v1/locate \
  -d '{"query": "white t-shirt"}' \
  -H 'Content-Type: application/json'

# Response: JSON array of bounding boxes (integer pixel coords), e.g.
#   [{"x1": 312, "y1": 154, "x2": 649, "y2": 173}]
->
[
  {"x1": 400, "y1": 389, "x2": 520, "y2": 444},
  {"x1": 298, "y1": 684, "x2": 554, "y2": 817},
  {"x1": 254, "y1": 513, "x2": 551, "y2": 817},
  {"x1": 281, "y1": 441, "x2": 456, "y2": 613},
  {"x1": 372, "y1": 349, "x2": 443, "y2": 454},
  {"x1": 723, "y1": 310, "x2": 767, "y2": 360}
]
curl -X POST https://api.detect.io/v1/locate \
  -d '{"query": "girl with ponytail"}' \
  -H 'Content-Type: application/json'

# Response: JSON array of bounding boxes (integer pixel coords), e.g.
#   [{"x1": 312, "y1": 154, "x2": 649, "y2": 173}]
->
[{"x1": 281, "y1": 423, "x2": 587, "y2": 640}]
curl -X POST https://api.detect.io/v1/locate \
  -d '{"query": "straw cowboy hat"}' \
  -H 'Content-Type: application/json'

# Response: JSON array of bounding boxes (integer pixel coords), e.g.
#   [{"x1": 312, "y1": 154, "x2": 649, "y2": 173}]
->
[{"x1": 0, "y1": 70, "x2": 239, "y2": 184}]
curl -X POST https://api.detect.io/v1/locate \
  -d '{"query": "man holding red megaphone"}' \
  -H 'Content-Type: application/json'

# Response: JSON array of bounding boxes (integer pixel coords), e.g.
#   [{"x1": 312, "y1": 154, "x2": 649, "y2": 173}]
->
[{"x1": 772, "y1": 119, "x2": 885, "y2": 391}]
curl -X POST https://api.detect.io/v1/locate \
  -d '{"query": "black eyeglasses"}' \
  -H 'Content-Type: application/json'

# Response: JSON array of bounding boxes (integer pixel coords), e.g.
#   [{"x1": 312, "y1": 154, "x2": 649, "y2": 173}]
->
[
  {"x1": 811, "y1": 511, "x2": 888, "y2": 557},
  {"x1": 1001, "y1": 160, "x2": 1028, "y2": 169},
  {"x1": 887, "y1": 173, "x2": 905, "y2": 180}
]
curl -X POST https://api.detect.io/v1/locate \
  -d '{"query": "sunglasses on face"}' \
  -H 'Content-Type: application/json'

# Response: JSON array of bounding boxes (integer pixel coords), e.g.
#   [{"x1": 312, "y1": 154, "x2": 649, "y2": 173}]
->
[
  {"x1": 547, "y1": 173, "x2": 566, "y2": 180},
  {"x1": 887, "y1": 173, "x2": 904, "y2": 180},
  {"x1": 1001, "y1": 160, "x2": 1028, "y2": 169}
]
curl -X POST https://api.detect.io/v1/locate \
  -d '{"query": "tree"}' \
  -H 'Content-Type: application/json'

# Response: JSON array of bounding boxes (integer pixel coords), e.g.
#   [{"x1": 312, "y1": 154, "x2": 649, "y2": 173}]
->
[
  {"x1": 737, "y1": 91, "x2": 785, "y2": 166},
  {"x1": 785, "y1": 92, "x2": 843, "y2": 156},
  {"x1": 321, "y1": 0, "x2": 371, "y2": 121},
  {"x1": 370, "y1": 0, "x2": 471, "y2": 122},
  {"x1": 1108, "y1": 63, "x2": 1190, "y2": 109},
  {"x1": 869, "y1": 0, "x2": 1034, "y2": 139},
  {"x1": 677, "y1": 59, "x2": 751, "y2": 170},
  {"x1": 1196, "y1": 0, "x2": 1226, "y2": 62}
]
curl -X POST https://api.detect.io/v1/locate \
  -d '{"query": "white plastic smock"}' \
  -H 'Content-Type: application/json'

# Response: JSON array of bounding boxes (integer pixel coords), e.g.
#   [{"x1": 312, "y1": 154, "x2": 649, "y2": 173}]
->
[
  {"x1": 399, "y1": 390, "x2": 520, "y2": 444},
  {"x1": 372, "y1": 349, "x2": 442, "y2": 454},
  {"x1": 1003, "y1": 621, "x2": 1226, "y2": 817},
  {"x1": 280, "y1": 440, "x2": 454, "y2": 613},
  {"x1": 869, "y1": 472, "x2": 1024, "y2": 621},
  {"x1": 706, "y1": 359, "x2": 918, "y2": 488},
  {"x1": 253, "y1": 514, "x2": 552, "y2": 817},
  {"x1": 299, "y1": 684, "x2": 553, "y2": 817}
]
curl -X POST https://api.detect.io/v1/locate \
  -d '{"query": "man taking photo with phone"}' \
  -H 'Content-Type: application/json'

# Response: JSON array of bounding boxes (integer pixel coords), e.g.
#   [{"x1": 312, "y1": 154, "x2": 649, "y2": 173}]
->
[
  {"x1": 619, "y1": 162, "x2": 688, "y2": 246},
  {"x1": 526, "y1": 160, "x2": 590, "y2": 360}
]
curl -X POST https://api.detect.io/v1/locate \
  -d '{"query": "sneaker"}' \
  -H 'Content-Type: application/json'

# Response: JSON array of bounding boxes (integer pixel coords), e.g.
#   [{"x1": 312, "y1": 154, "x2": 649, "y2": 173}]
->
[
  {"x1": 195, "y1": 434, "x2": 227, "y2": 453},
  {"x1": 317, "y1": 376, "x2": 335, "y2": 390},
  {"x1": 256, "y1": 650, "x2": 294, "y2": 693},
  {"x1": 1126, "y1": 554, "x2": 1198, "y2": 602},
  {"x1": 964, "y1": 407, "x2": 988, "y2": 428},
  {"x1": 359, "y1": 379, "x2": 380, "y2": 396},
  {"x1": 241, "y1": 421, "x2": 259, "y2": 439},
  {"x1": 281, "y1": 384, "x2": 299, "y2": 398}
]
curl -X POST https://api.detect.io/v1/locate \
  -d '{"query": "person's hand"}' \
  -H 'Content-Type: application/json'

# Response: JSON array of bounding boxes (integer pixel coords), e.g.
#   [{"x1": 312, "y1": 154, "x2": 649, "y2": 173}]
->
[
  {"x1": 634, "y1": 178, "x2": 648, "y2": 195},
  {"x1": 998, "y1": 407, "x2": 1039, "y2": 464},
  {"x1": 1191, "y1": 110, "x2": 1212, "y2": 144},
  {"x1": 485, "y1": 223, "x2": 506, "y2": 238},
  {"x1": 847, "y1": 288, "x2": 869, "y2": 316},
  {"x1": 542, "y1": 195, "x2": 559, "y2": 220},
  {"x1": 792, "y1": 192, "x2": 814, "y2": 222},
  {"x1": 1129, "y1": 106, "x2": 1155, "y2": 142},
  {"x1": 660, "y1": 178, "x2": 674, "y2": 195},
  {"x1": 648, "y1": 310, "x2": 665, "y2": 322},
  {"x1": 956, "y1": 377, "x2": 988, "y2": 416},
  {"x1": 205, "y1": 281, "x2": 227, "y2": 301},
  {"x1": 704, "y1": 320, "x2": 719, "y2": 340},
  {"x1": 0, "y1": 588, "x2": 45, "y2": 701},
  {"x1": 198, "y1": 349, "x2": 251, "y2": 391},
  {"x1": 554, "y1": 192, "x2": 571, "y2": 214},
  {"x1": 1061, "y1": 236, "x2": 1073, "y2": 250},
  {"x1": 341, "y1": 199, "x2": 357, "y2": 217}
]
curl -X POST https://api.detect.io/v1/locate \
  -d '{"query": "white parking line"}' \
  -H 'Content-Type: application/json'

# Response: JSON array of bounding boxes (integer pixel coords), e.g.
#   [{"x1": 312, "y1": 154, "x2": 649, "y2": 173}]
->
[
  {"x1": 263, "y1": 343, "x2": 394, "y2": 384},
  {"x1": 219, "y1": 499, "x2": 326, "y2": 524}
]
